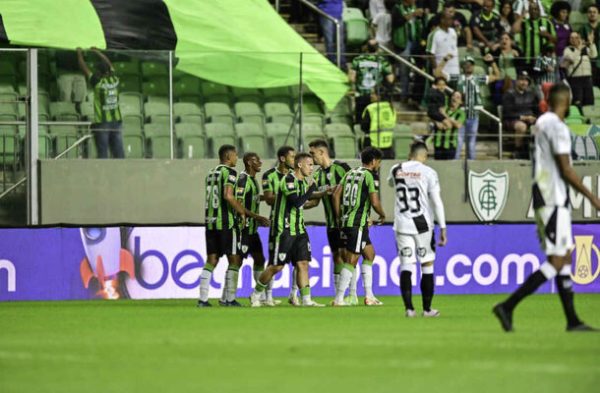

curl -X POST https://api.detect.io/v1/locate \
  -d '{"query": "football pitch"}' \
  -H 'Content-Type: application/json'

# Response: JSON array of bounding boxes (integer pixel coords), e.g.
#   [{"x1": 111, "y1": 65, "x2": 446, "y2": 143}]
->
[{"x1": 1, "y1": 294, "x2": 599, "y2": 393}]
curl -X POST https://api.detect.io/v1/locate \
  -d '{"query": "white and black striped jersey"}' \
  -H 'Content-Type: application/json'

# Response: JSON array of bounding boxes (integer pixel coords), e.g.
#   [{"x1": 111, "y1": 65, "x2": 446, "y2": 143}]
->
[{"x1": 387, "y1": 160, "x2": 446, "y2": 235}]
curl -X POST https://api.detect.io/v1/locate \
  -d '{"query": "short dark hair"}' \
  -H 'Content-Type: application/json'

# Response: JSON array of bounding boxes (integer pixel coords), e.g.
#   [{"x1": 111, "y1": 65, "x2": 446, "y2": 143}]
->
[
  {"x1": 587, "y1": 4, "x2": 599, "y2": 12},
  {"x1": 361, "y1": 147, "x2": 383, "y2": 164},
  {"x1": 433, "y1": 77, "x2": 447, "y2": 85},
  {"x1": 218, "y1": 144, "x2": 236, "y2": 161},
  {"x1": 410, "y1": 141, "x2": 428, "y2": 156},
  {"x1": 294, "y1": 152, "x2": 312, "y2": 167},
  {"x1": 277, "y1": 145, "x2": 295, "y2": 160},
  {"x1": 548, "y1": 82, "x2": 571, "y2": 109},
  {"x1": 308, "y1": 139, "x2": 329, "y2": 150},
  {"x1": 96, "y1": 61, "x2": 111, "y2": 75},
  {"x1": 243, "y1": 152, "x2": 258, "y2": 167}
]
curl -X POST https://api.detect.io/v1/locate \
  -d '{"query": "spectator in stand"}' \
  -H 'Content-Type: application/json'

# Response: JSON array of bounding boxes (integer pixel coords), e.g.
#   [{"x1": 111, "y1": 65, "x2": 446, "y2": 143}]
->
[
  {"x1": 502, "y1": 71, "x2": 539, "y2": 159},
  {"x1": 425, "y1": 2, "x2": 474, "y2": 50},
  {"x1": 392, "y1": 0, "x2": 426, "y2": 102},
  {"x1": 579, "y1": 4, "x2": 600, "y2": 87},
  {"x1": 512, "y1": 0, "x2": 548, "y2": 33},
  {"x1": 361, "y1": 90, "x2": 397, "y2": 158},
  {"x1": 317, "y1": 0, "x2": 346, "y2": 67},
  {"x1": 369, "y1": 0, "x2": 393, "y2": 46},
  {"x1": 499, "y1": 0, "x2": 516, "y2": 34},
  {"x1": 434, "y1": 90, "x2": 466, "y2": 160},
  {"x1": 518, "y1": 3, "x2": 556, "y2": 74},
  {"x1": 434, "y1": 54, "x2": 501, "y2": 160},
  {"x1": 77, "y1": 47, "x2": 124, "y2": 159},
  {"x1": 561, "y1": 30, "x2": 597, "y2": 107},
  {"x1": 533, "y1": 44, "x2": 559, "y2": 95},
  {"x1": 426, "y1": 76, "x2": 453, "y2": 131},
  {"x1": 289, "y1": 0, "x2": 308, "y2": 23},
  {"x1": 455, "y1": 0, "x2": 483, "y2": 12},
  {"x1": 550, "y1": 1, "x2": 572, "y2": 58},
  {"x1": 349, "y1": 40, "x2": 395, "y2": 124},
  {"x1": 471, "y1": 0, "x2": 503, "y2": 52},
  {"x1": 491, "y1": 32, "x2": 522, "y2": 105},
  {"x1": 427, "y1": 12, "x2": 460, "y2": 78}
]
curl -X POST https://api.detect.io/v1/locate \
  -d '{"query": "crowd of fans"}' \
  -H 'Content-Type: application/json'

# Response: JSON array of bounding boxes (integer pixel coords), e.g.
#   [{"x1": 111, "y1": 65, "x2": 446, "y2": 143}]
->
[{"x1": 314, "y1": 0, "x2": 600, "y2": 159}]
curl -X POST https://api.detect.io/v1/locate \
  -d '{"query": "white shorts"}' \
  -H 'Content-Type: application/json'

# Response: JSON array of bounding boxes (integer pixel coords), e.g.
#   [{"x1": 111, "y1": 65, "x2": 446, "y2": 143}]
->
[
  {"x1": 535, "y1": 206, "x2": 574, "y2": 257},
  {"x1": 395, "y1": 231, "x2": 436, "y2": 265}
]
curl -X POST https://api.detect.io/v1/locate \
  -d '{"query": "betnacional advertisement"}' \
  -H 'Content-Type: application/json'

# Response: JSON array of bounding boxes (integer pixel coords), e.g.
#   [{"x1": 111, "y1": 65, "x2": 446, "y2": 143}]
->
[{"x1": 1, "y1": 224, "x2": 599, "y2": 301}]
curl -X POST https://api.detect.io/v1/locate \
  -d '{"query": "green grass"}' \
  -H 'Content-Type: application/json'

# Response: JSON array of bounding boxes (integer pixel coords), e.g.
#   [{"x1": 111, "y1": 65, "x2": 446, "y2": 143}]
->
[{"x1": 1, "y1": 295, "x2": 599, "y2": 393}]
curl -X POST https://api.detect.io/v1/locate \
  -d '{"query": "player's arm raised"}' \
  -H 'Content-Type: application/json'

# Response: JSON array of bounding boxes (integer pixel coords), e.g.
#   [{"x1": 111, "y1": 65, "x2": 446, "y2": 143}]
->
[{"x1": 556, "y1": 154, "x2": 600, "y2": 210}]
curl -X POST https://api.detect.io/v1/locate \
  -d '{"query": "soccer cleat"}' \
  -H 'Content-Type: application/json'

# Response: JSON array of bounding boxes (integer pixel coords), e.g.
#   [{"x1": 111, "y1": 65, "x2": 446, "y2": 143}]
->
[
  {"x1": 302, "y1": 300, "x2": 326, "y2": 307},
  {"x1": 249, "y1": 292, "x2": 262, "y2": 308},
  {"x1": 364, "y1": 297, "x2": 384, "y2": 306},
  {"x1": 567, "y1": 323, "x2": 599, "y2": 332},
  {"x1": 197, "y1": 300, "x2": 212, "y2": 308},
  {"x1": 331, "y1": 299, "x2": 349, "y2": 307},
  {"x1": 261, "y1": 299, "x2": 279, "y2": 307},
  {"x1": 218, "y1": 299, "x2": 229, "y2": 307},
  {"x1": 288, "y1": 294, "x2": 300, "y2": 307},
  {"x1": 228, "y1": 300, "x2": 243, "y2": 307},
  {"x1": 422, "y1": 309, "x2": 440, "y2": 317},
  {"x1": 493, "y1": 303, "x2": 514, "y2": 332},
  {"x1": 405, "y1": 309, "x2": 417, "y2": 318},
  {"x1": 344, "y1": 295, "x2": 359, "y2": 306}
]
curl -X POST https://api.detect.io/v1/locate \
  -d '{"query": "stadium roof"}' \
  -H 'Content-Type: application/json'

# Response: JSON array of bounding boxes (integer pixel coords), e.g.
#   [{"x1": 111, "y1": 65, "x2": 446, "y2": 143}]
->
[{"x1": 0, "y1": 0, "x2": 348, "y2": 109}]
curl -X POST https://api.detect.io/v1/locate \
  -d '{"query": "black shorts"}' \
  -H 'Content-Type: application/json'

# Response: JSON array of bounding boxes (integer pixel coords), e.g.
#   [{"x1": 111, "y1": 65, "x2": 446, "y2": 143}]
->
[
  {"x1": 240, "y1": 230, "x2": 263, "y2": 258},
  {"x1": 341, "y1": 226, "x2": 372, "y2": 254},
  {"x1": 327, "y1": 228, "x2": 344, "y2": 251},
  {"x1": 205, "y1": 229, "x2": 240, "y2": 257},
  {"x1": 269, "y1": 231, "x2": 311, "y2": 266}
]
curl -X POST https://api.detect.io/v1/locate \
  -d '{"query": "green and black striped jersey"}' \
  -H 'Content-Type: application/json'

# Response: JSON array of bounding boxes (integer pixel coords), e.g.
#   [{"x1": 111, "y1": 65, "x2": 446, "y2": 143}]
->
[
  {"x1": 313, "y1": 161, "x2": 351, "y2": 228},
  {"x1": 340, "y1": 167, "x2": 380, "y2": 228},
  {"x1": 90, "y1": 73, "x2": 122, "y2": 124},
  {"x1": 273, "y1": 173, "x2": 311, "y2": 236},
  {"x1": 262, "y1": 166, "x2": 289, "y2": 229},
  {"x1": 205, "y1": 164, "x2": 238, "y2": 230},
  {"x1": 235, "y1": 171, "x2": 261, "y2": 234}
]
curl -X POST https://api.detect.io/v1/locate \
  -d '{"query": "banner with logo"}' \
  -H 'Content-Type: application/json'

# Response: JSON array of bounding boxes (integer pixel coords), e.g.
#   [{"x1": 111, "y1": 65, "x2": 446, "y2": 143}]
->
[{"x1": 1, "y1": 224, "x2": 599, "y2": 301}]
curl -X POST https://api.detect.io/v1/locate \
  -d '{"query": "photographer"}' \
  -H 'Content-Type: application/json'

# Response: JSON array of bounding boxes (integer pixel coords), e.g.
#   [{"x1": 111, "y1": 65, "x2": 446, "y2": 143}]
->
[{"x1": 561, "y1": 31, "x2": 598, "y2": 107}]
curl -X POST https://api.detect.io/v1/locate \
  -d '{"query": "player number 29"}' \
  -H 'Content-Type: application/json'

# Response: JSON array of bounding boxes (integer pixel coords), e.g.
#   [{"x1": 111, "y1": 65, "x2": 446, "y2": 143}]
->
[
  {"x1": 398, "y1": 187, "x2": 420, "y2": 213},
  {"x1": 343, "y1": 183, "x2": 359, "y2": 207}
]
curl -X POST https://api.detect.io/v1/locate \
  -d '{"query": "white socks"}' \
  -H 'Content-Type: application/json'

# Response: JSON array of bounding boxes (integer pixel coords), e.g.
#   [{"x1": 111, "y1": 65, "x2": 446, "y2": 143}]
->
[
  {"x1": 336, "y1": 266, "x2": 354, "y2": 303},
  {"x1": 361, "y1": 263, "x2": 374, "y2": 298},
  {"x1": 198, "y1": 268, "x2": 213, "y2": 302}
]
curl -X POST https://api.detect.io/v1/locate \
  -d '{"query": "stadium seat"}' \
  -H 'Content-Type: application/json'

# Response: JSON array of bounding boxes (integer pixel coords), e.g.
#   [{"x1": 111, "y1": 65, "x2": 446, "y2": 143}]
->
[
  {"x1": 394, "y1": 124, "x2": 413, "y2": 159},
  {"x1": 301, "y1": 114, "x2": 324, "y2": 127},
  {"x1": 79, "y1": 101, "x2": 94, "y2": 121},
  {"x1": 123, "y1": 114, "x2": 144, "y2": 130},
  {"x1": 144, "y1": 102, "x2": 170, "y2": 123},
  {"x1": 175, "y1": 122, "x2": 204, "y2": 137},
  {"x1": 119, "y1": 92, "x2": 143, "y2": 115},
  {"x1": 49, "y1": 101, "x2": 79, "y2": 121},
  {"x1": 119, "y1": 75, "x2": 142, "y2": 93},
  {"x1": 113, "y1": 61, "x2": 139, "y2": 76},
  {"x1": 231, "y1": 87, "x2": 262, "y2": 104},
  {"x1": 582, "y1": 105, "x2": 600, "y2": 122},
  {"x1": 144, "y1": 123, "x2": 169, "y2": 137},
  {"x1": 174, "y1": 76, "x2": 202, "y2": 101},
  {"x1": 179, "y1": 134, "x2": 207, "y2": 158},
  {"x1": 236, "y1": 123, "x2": 267, "y2": 156},
  {"x1": 204, "y1": 102, "x2": 235, "y2": 125},
  {"x1": 263, "y1": 87, "x2": 292, "y2": 106},
  {"x1": 201, "y1": 82, "x2": 231, "y2": 103},
  {"x1": 0, "y1": 61, "x2": 17, "y2": 77},
  {"x1": 325, "y1": 123, "x2": 353, "y2": 136},
  {"x1": 141, "y1": 61, "x2": 168, "y2": 78},
  {"x1": 234, "y1": 102, "x2": 265, "y2": 126},
  {"x1": 50, "y1": 125, "x2": 81, "y2": 158},
  {"x1": 569, "y1": 124, "x2": 590, "y2": 136},
  {"x1": 265, "y1": 102, "x2": 292, "y2": 119},
  {"x1": 569, "y1": 11, "x2": 587, "y2": 32},
  {"x1": 343, "y1": 8, "x2": 369, "y2": 47},
  {"x1": 174, "y1": 102, "x2": 204, "y2": 124},
  {"x1": 142, "y1": 80, "x2": 169, "y2": 97},
  {"x1": 123, "y1": 134, "x2": 145, "y2": 158},
  {"x1": 594, "y1": 86, "x2": 600, "y2": 101},
  {"x1": 0, "y1": 127, "x2": 18, "y2": 166},
  {"x1": 326, "y1": 123, "x2": 357, "y2": 158},
  {"x1": 266, "y1": 122, "x2": 296, "y2": 154},
  {"x1": 205, "y1": 122, "x2": 236, "y2": 157},
  {"x1": 144, "y1": 123, "x2": 172, "y2": 158}
]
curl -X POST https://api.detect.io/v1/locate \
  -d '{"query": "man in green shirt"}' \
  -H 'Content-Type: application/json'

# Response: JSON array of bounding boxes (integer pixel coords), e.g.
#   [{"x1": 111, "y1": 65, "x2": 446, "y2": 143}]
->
[
  {"x1": 434, "y1": 90, "x2": 466, "y2": 160},
  {"x1": 250, "y1": 153, "x2": 324, "y2": 307},
  {"x1": 308, "y1": 139, "x2": 351, "y2": 300},
  {"x1": 198, "y1": 145, "x2": 247, "y2": 307},
  {"x1": 77, "y1": 47, "x2": 124, "y2": 159},
  {"x1": 332, "y1": 147, "x2": 386, "y2": 306},
  {"x1": 517, "y1": 3, "x2": 556, "y2": 74},
  {"x1": 579, "y1": 4, "x2": 600, "y2": 87},
  {"x1": 235, "y1": 152, "x2": 271, "y2": 304}
]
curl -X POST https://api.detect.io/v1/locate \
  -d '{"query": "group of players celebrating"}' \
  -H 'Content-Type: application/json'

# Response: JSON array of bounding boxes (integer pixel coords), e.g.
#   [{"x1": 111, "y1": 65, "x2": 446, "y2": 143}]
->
[{"x1": 198, "y1": 138, "x2": 447, "y2": 315}]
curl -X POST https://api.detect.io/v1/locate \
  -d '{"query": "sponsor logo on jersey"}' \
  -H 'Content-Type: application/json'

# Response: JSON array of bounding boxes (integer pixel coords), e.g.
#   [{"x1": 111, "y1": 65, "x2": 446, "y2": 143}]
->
[
  {"x1": 287, "y1": 182, "x2": 295, "y2": 189},
  {"x1": 572, "y1": 235, "x2": 600, "y2": 285},
  {"x1": 469, "y1": 170, "x2": 509, "y2": 222},
  {"x1": 278, "y1": 253, "x2": 287, "y2": 262},
  {"x1": 228, "y1": 175, "x2": 236, "y2": 182}
]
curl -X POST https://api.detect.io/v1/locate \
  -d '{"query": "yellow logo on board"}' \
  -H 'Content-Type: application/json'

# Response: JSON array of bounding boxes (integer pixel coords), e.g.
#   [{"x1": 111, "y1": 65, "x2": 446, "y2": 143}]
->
[{"x1": 572, "y1": 236, "x2": 600, "y2": 285}]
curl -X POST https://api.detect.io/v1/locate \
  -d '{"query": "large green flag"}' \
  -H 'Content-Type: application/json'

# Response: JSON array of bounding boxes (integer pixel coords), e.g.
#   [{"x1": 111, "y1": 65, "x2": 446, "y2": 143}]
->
[{"x1": 0, "y1": 0, "x2": 348, "y2": 109}]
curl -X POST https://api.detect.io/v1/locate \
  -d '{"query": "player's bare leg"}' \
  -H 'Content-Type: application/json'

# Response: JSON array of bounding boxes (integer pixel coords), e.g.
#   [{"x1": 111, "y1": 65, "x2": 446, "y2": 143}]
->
[
  {"x1": 420, "y1": 261, "x2": 438, "y2": 316},
  {"x1": 297, "y1": 260, "x2": 324, "y2": 307},
  {"x1": 198, "y1": 254, "x2": 220, "y2": 307},
  {"x1": 250, "y1": 264, "x2": 284, "y2": 307},
  {"x1": 361, "y1": 245, "x2": 382, "y2": 306}
]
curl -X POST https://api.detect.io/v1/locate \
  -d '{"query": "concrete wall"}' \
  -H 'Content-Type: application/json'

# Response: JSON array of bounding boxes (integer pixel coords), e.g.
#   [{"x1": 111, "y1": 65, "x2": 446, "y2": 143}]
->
[{"x1": 39, "y1": 159, "x2": 600, "y2": 225}]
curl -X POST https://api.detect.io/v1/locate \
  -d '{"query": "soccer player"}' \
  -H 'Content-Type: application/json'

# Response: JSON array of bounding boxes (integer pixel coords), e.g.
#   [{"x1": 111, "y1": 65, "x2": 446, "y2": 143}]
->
[
  {"x1": 308, "y1": 139, "x2": 351, "y2": 300},
  {"x1": 332, "y1": 147, "x2": 386, "y2": 306},
  {"x1": 198, "y1": 145, "x2": 247, "y2": 307},
  {"x1": 250, "y1": 153, "x2": 324, "y2": 307},
  {"x1": 493, "y1": 83, "x2": 600, "y2": 332},
  {"x1": 262, "y1": 146, "x2": 297, "y2": 305},
  {"x1": 235, "y1": 153, "x2": 273, "y2": 304},
  {"x1": 388, "y1": 142, "x2": 447, "y2": 317}
]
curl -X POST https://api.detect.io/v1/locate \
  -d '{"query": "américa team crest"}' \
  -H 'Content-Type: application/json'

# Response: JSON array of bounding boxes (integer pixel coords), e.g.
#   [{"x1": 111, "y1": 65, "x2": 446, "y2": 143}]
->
[{"x1": 468, "y1": 170, "x2": 509, "y2": 222}]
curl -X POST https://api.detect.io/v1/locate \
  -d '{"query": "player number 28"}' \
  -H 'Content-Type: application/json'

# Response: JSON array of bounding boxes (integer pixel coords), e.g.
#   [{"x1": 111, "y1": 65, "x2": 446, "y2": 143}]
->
[{"x1": 206, "y1": 185, "x2": 220, "y2": 209}]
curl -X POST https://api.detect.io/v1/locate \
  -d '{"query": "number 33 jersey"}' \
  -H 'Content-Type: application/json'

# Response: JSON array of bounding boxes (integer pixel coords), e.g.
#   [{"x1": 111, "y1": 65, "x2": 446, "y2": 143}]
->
[{"x1": 387, "y1": 161, "x2": 442, "y2": 235}]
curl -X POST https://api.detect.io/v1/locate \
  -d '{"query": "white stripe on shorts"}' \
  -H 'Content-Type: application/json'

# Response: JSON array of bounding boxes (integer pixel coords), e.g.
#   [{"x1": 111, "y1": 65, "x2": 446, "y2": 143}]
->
[{"x1": 355, "y1": 228, "x2": 363, "y2": 253}]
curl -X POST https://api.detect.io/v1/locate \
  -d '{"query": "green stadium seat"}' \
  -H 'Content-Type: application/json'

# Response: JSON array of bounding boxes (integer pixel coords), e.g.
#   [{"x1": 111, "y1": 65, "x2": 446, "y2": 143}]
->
[
  {"x1": 569, "y1": 11, "x2": 587, "y2": 32},
  {"x1": 144, "y1": 123, "x2": 169, "y2": 137},
  {"x1": 231, "y1": 87, "x2": 262, "y2": 104},
  {"x1": 179, "y1": 134, "x2": 207, "y2": 159},
  {"x1": 123, "y1": 134, "x2": 145, "y2": 158},
  {"x1": 265, "y1": 102, "x2": 294, "y2": 125},
  {"x1": 119, "y1": 75, "x2": 142, "y2": 92},
  {"x1": 205, "y1": 122, "x2": 236, "y2": 157},
  {"x1": 325, "y1": 123, "x2": 353, "y2": 136},
  {"x1": 144, "y1": 102, "x2": 169, "y2": 123},
  {"x1": 142, "y1": 80, "x2": 169, "y2": 97},
  {"x1": 38, "y1": 133, "x2": 53, "y2": 159},
  {"x1": 235, "y1": 102, "x2": 265, "y2": 126},
  {"x1": 266, "y1": 122, "x2": 296, "y2": 154},
  {"x1": 174, "y1": 102, "x2": 203, "y2": 121},
  {"x1": 302, "y1": 114, "x2": 324, "y2": 127},
  {"x1": 301, "y1": 123, "x2": 326, "y2": 149},
  {"x1": 0, "y1": 126, "x2": 19, "y2": 165},
  {"x1": 204, "y1": 102, "x2": 235, "y2": 125},
  {"x1": 119, "y1": 92, "x2": 143, "y2": 115},
  {"x1": 394, "y1": 124, "x2": 414, "y2": 159},
  {"x1": 331, "y1": 135, "x2": 357, "y2": 158},
  {"x1": 201, "y1": 82, "x2": 231, "y2": 103},
  {"x1": 594, "y1": 87, "x2": 600, "y2": 100},
  {"x1": 141, "y1": 61, "x2": 168, "y2": 78},
  {"x1": 582, "y1": 105, "x2": 600, "y2": 122},
  {"x1": 0, "y1": 61, "x2": 17, "y2": 76},
  {"x1": 174, "y1": 76, "x2": 202, "y2": 98},
  {"x1": 50, "y1": 125, "x2": 81, "y2": 158},
  {"x1": 49, "y1": 101, "x2": 79, "y2": 121},
  {"x1": 343, "y1": 8, "x2": 369, "y2": 47},
  {"x1": 0, "y1": 102, "x2": 18, "y2": 117},
  {"x1": 123, "y1": 114, "x2": 144, "y2": 130},
  {"x1": 328, "y1": 96, "x2": 352, "y2": 116},
  {"x1": 569, "y1": 124, "x2": 590, "y2": 136},
  {"x1": 79, "y1": 101, "x2": 94, "y2": 121},
  {"x1": 175, "y1": 122, "x2": 204, "y2": 137},
  {"x1": 113, "y1": 61, "x2": 140, "y2": 76},
  {"x1": 147, "y1": 135, "x2": 173, "y2": 159},
  {"x1": 263, "y1": 87, "x2": 292, "y2": 106},
  {"x1": 329, "y1": 114, "x2": 353, "y2": 126},
  {"x1": 236, "y1": 123, "x2": 267, "y2": 156}
]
